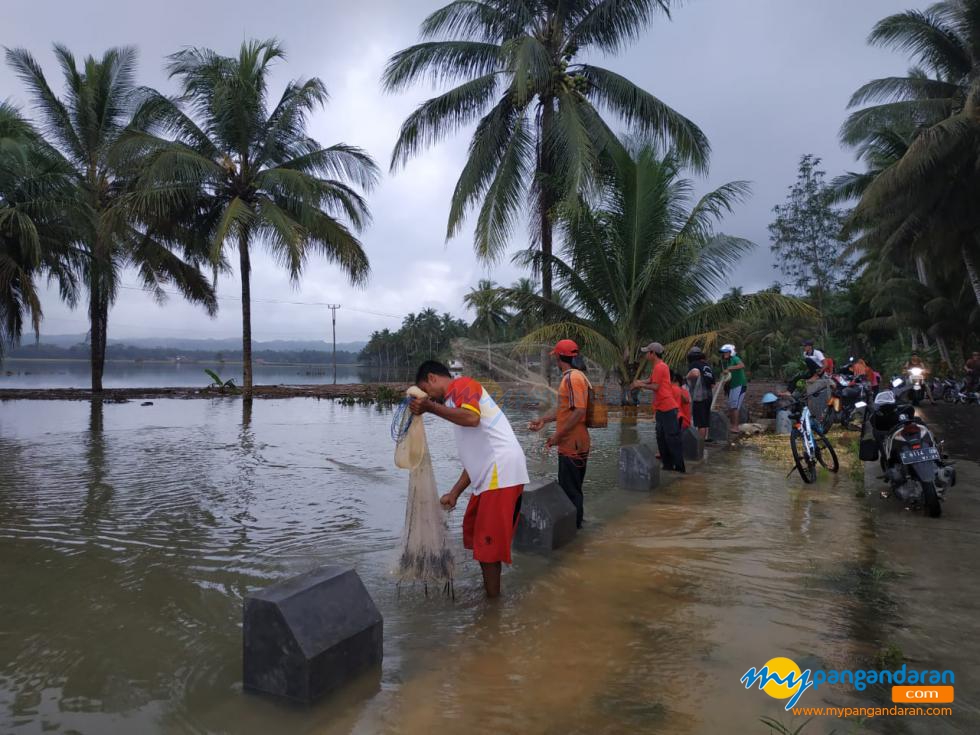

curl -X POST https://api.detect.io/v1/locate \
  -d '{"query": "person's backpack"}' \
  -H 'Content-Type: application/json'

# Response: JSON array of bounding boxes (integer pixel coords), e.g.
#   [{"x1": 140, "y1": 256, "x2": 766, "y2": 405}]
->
[{"x1": 564, "y1": 369, "x2": 607, "y2": 429}]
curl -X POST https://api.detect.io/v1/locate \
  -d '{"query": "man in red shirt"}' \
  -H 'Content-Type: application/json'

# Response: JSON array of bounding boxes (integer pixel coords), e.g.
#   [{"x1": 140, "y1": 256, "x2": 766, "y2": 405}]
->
[
  {"x1": 528, "y1": 339, "x2": 590, "y2": 528},
  {"x1": 411, "y1": 361, "x2": 529, "y2": 598},
  {"x1": 631, "y1": 342, "x2": 685, "y2": 472}
]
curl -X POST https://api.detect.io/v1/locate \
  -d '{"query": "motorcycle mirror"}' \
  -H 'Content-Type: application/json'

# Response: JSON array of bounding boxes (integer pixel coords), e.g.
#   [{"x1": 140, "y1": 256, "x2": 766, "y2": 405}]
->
[
  {"x1": 854, "y1": 401, "x2": 867, "y2": 409},
  {"x1": 892, "y1": 378, "x2": 903, "y2": 388}
]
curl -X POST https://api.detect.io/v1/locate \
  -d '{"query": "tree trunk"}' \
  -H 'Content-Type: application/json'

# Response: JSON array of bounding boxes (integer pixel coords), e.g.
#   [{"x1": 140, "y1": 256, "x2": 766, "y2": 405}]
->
[
  {"x1": 915, "y1": 254, "x2": 952, "y2": 369},
  {"x1": 962, "y1": 244, "x2": 980, "y2": 307},
  {"x1": 239, "y1": 236, "x2": 253, "y2": 399},
  {"x1": 88, "y1": 286, "x2": 107, "y2": 393},
  {"x1": 538, "y1": 97, "x2": 555, "y2": 384}
]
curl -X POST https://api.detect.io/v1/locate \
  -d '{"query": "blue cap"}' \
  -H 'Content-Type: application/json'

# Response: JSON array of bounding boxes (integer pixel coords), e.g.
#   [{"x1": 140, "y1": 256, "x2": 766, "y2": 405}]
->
[{"x1": 761, "y1": 392, "x2": 780, "y2": 404}]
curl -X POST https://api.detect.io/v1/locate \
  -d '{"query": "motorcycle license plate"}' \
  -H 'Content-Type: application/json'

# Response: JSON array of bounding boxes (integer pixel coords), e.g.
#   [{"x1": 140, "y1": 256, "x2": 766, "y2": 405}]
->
[{"x1": 900, "y1": 446, "x2": 940, "y2": 464}]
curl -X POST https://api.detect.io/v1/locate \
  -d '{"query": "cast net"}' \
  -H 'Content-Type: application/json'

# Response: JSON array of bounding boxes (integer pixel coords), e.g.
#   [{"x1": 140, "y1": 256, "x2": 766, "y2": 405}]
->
[{"x1": 391, "y1": 386, "x2": 455, "y2": 589}]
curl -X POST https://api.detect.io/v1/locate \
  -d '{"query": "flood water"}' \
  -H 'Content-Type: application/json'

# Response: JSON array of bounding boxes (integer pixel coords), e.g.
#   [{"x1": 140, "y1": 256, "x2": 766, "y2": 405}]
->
[
  {"x1": 0, "y1": 398, "x2": 976, "y2": 734},
  {"x1": 0, "y1": 360, "x2": 405, "y2": 389}
]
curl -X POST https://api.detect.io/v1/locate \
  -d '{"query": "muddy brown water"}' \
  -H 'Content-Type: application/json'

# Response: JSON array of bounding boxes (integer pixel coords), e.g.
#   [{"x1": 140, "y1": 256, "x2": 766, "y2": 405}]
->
[{"x1": 0, "y1": 398, "x2": 977, "y2": 734}]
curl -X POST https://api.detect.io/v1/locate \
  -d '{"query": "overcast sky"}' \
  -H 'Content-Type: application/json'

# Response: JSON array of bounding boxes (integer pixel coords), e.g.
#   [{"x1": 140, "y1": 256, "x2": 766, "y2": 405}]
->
[{"x1": 2, "y1": 0, "x2": 920, "y2": 342}]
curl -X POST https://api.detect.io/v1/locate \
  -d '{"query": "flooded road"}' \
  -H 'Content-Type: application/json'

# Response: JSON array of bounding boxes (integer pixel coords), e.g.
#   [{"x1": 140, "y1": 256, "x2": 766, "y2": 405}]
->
[{"x1": 0, "y1": 398, "x2": 976, "y2": 734}]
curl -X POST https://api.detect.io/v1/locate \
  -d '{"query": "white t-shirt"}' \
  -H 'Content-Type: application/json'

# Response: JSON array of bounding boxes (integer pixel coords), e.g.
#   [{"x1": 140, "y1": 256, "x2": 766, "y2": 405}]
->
[{"x1": 444, "y1": 376, "x2": 530, "y2": 494}]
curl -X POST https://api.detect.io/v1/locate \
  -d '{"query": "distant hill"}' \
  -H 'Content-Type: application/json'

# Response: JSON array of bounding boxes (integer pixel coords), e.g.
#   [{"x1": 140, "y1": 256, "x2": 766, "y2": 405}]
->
[{"x1": 27, "y1": 334, "x2": 366, "y2": 353}]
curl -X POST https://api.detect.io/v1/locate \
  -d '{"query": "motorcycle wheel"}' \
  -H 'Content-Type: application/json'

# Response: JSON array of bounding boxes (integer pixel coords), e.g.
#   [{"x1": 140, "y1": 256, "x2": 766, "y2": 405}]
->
[
  {"x1": 791, "y1": 429, "x2": 817, "y2": 484},
  {"x1": 921, "y1": 481, "x2": 942, "y2": 518},
  {"x1": 815, "y1": 434, "x2": 840, "y2": 473}
]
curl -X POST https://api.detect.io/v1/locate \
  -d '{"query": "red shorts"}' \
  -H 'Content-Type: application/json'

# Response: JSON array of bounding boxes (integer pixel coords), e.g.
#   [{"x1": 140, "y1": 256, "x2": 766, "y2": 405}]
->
[{"x1": 462, "y1": 485, "x2": 523, "y2": 564}]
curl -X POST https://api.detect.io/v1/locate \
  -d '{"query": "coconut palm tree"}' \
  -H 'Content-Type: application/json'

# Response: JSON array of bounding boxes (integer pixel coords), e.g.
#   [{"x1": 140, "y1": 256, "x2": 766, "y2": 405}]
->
[
  {"x1": 464, "y1": 278, "x2": 512, "y2": 339},
  {"x1": 842, "y1": 1, "x2": 980, "y2": 307},
  {"x1": 5, "y1": 45, "x2": 218, "y2": 391},
  {"x1": 0, "y1": 102, "x2": 79, "y2": 356},
  {"x1": 126, "y1": 40, "x2": 379, "y2": 397},
  {"x1": 510, "y1": 142, "x2": 812, "y2": 388},
  {"x1": 383, "y1": 0, "x2": 709, "y2": 305}
]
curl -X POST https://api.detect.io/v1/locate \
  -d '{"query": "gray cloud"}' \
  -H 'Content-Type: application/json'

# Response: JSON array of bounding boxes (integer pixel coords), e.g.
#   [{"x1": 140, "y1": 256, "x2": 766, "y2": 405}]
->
[{"x1": 1, "y1": 0, "x2": 918, "y2": 342}]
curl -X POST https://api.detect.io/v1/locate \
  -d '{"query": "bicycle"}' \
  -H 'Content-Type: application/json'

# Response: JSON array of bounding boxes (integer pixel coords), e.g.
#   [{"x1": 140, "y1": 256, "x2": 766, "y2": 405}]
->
[{"x1": 789, "y1": 397, "x2": 839, "y2": 484}]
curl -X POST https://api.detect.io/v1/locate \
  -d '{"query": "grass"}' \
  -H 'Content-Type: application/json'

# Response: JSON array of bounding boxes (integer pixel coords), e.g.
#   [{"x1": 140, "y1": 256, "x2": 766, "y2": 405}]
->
[{"x1": 875, "y1": 642, "x2": 905, "y2": 669}]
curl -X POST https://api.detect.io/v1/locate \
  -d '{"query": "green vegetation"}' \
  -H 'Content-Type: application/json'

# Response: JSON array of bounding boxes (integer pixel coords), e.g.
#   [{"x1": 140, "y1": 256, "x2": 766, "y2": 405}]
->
[
  {"x1": 128, "y1": 40, "x2": 378, "y2": 398},
  {"x1": 383, "y1": 0, "x2": 708, "y2": 306},
  {"x1": 2, "y1": 47, "x2": 217, "y2": 387},
  {"x1": 3, "y1": 1, "x2": 979, "y2": 391},
  {"x1": 512, "y1": 142, "x2": 812, "y2": 385},
  {"x1": 204, "y1": 368, "x2": 240, "y2": 394}
]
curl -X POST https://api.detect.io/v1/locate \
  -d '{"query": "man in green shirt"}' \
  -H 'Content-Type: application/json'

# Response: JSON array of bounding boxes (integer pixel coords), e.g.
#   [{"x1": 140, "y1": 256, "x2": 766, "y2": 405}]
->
[{"x1": 720, "y1": 344, "x2": 747, "y2": 431}]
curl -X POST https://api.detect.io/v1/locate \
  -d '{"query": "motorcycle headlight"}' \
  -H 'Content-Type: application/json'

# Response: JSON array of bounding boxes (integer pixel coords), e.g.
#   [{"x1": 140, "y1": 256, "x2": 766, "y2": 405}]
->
[{"x1": 910, "y1": 367, "x2": 924, "y2": 377}]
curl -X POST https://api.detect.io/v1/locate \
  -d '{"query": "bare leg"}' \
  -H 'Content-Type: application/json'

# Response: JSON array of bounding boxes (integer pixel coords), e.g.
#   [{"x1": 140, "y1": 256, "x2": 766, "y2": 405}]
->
[
  {"x1": 729, "y1": 408, "x2": 739, "y2": 431},
  {"x1": 480, "y1": 562, "x2": 502, "y2": 598},
  {"x1": 698, "y1": 426, "x2": 708, "y2": 440}
]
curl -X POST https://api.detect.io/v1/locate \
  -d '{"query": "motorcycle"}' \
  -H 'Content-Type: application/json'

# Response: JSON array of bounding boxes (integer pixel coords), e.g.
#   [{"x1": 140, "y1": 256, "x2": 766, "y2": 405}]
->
[
  {"x1": 858, "y1": 379, "x2": 955, "y2": 517},
  {"x1": 822, "y1": 373, "x2": 868, "y2": 431},
  {"x1": 906, "y1": 366, "x2": 926, "y2": 405}
]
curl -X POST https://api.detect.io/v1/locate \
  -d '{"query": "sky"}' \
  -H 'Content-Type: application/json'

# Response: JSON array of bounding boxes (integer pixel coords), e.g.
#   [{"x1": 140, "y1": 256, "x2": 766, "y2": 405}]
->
[{"x1": 1, "y1": 0, "x2": 922, "y2": 343}]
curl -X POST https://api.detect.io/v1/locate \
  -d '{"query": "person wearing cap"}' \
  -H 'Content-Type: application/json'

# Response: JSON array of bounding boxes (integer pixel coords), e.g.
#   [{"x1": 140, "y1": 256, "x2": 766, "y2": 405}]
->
[
  {"x1": 685, "y1": 346, "x2": 715, "y2": 441},
  {"x1": 720, "y1": 344, "x2": 747, "y2": 431},
  {"x1": 631, "y1": 342, "x2": 685, "y2": 472},
  {"x1": 528, "y1": 339, "x2": 591, "y2": 528}
]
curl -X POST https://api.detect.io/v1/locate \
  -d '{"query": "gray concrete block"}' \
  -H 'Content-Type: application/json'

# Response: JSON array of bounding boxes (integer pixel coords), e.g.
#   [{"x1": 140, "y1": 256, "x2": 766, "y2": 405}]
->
[
  {"x1": 775, "y1": 409, "x2": 792, "y2": 435},
  {"x1": 709, "y1": 411, "x2": 730, "y2": 443},
  {"x1": 514, "y1": 480, "x2": 578, "y2": 552},
  {"x1": 618, "y1": 445, "x2": 660, "y2": 491},
  {"x1": 738, "y1": 403, "x2": 750, "y2": 424},
  {"x1": 243, "y1": 566, "x2": 383, "y2": 703},
  {"x1": 682, "y1": 426, "x2": 704, "y2": 461}
]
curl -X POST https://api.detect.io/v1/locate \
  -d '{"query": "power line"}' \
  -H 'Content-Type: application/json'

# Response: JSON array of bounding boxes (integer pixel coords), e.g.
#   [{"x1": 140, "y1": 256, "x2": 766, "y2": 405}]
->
[{"x1": 116, "y1": 283, "x2": 402, "y2": 319}]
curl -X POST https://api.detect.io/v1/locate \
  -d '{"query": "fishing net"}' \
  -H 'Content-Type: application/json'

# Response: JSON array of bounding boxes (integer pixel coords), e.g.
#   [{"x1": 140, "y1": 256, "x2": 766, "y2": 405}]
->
[{"x1": 391, "y1": 386, "x2": 454, "y2": 590}]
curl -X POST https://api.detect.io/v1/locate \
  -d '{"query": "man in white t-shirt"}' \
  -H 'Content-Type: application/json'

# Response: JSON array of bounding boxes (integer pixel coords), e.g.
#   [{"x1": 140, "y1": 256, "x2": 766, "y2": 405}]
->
[{"x1": 410, "y1": 360, "x2": 529, "y2": 598}]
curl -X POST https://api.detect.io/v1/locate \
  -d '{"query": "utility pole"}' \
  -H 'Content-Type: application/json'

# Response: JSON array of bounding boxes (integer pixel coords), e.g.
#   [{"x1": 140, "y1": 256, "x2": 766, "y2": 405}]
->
[{"x1": 327, "y1": 304, "x2": 341, "y2": 384}]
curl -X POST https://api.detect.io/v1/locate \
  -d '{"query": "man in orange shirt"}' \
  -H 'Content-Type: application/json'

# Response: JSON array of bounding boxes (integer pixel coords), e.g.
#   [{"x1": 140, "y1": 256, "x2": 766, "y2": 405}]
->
[
  {"x1": 632, "y1": 341, "x2": 685, "y2": 472},
  {"x1": 672, "y1": 372, "x2": 693, "y2": 430},
  {"x1": 528, "y1": 339, "x2": 590, "y2": 528}
]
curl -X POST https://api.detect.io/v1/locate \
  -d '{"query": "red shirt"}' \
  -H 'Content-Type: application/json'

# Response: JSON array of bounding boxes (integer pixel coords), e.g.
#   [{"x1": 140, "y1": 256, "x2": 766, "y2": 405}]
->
[
  {"x1": 650, "y1": 361, "x2": 679, "y2": 412},
  {"x1": 673, "y1": 384, "x2": 692, "y2": 428}
]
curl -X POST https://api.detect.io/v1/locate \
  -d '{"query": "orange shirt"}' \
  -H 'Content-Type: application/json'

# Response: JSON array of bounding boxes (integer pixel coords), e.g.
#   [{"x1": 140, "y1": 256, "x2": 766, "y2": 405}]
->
[
  {"x1": 673, "y1": 384, "x2": 692, "y2": 428},
  {"x1": 557, "y1": 369, "x2": 591, "y2": 457},
  {"x1": 650, "y1": 361, "x2": 679, "y2": 412}
]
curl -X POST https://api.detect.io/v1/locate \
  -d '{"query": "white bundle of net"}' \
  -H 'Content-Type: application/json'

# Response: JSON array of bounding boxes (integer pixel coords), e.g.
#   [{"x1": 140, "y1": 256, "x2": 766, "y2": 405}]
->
[{"x1": 391, "y1": 386, "x2": 455, "y2": 589}]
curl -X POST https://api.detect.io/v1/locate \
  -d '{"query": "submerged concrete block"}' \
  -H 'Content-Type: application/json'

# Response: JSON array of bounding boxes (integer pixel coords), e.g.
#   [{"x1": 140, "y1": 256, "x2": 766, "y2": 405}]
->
[
  {"x1": 709, "y1": 411, "x2": 730, "y2": 443},
  {"x1": 618, "y1": 445, "x2": 660, "y2": 491},
  {"x1": 775, "y1": 409, "x2": 792, "y2": 435},
  {"x1": 243, "y1": 566, "x2": 383, "y2": 703},
  {"x1": 682, "y1": 426, "x2": 704, "y2": 461},
  {"x1": 514, "y1": 480, "x2": 577, "y2": 552}
]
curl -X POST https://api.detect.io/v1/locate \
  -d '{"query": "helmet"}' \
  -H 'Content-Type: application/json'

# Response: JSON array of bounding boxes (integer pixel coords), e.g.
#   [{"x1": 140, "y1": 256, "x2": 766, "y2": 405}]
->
[
  {"x1": 874, "y1": 390, "x2": 896, "y2": 406},
  {"x1": 802, "y1": 339, "x2": 814, "y2": 347},
  {"x1": 687, "y1": 345, "x2": 704, "y2": 357},
  {"x1": 761, "y1": 392, "x2": 780, "y2": 404},
  {"x1": 719, "y1": 343, "x2": 735, "y2": 354}
]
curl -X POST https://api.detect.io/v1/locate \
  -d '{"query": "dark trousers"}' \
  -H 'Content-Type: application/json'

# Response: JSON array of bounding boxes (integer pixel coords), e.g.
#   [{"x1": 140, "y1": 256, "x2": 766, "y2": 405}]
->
[
  {"x1": 558, "y1": 453, "x2": 588, "y2": 528},
  {"x1": 656, "y1": 408, "x2": 686, "y2": 472}
]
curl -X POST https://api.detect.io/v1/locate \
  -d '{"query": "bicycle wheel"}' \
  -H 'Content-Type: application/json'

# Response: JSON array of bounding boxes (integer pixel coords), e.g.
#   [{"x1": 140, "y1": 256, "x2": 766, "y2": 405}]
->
[
  {"x1": 815, "y1": 433, "x2": 839, "y2": 473},
  {"x1": 791, "y1": 429, "x2": 817, "y2": 484}
]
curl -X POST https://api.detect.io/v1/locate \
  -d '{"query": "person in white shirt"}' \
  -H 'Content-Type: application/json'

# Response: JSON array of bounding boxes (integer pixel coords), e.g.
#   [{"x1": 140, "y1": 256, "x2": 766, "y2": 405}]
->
[{"x1": 410, "y1": 360, "x2": 529, "y2": 598}]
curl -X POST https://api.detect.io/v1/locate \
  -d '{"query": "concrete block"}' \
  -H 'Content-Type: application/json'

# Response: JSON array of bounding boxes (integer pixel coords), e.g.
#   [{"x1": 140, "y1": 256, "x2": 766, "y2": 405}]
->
[
  {"x1": 682, "y1": 426, "x2": 704, "y2": 461},
  {"x1": 514, "y1": 480, "x2": 578, "y2": 552},
  {"x1": 618, "y1": 445, "x2": 660, "y2": 491},
  {"x1": 709, "y1": 411, "x2": 730, "y2": 443},
  {"x1": 738, "y1": 403, "x2": 750, "y2": 424},
  {"x1": 775, "y1": 409, "x2": 792, "y2": 435},
  {"x1": 243, "y1": 566, "x2": 383, "y2": 703}
]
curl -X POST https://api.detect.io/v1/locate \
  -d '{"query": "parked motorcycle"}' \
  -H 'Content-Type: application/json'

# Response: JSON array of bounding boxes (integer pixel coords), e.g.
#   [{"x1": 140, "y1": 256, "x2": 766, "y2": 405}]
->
[
  {"x1": 822, "y1": 373, "x2": 868, "y2": 430},
  {"x1": 858, "y1": 380, "x2": 955, "y2": 517}
]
